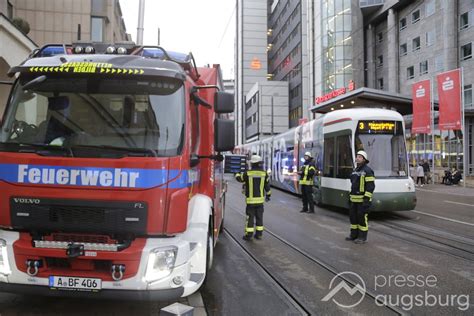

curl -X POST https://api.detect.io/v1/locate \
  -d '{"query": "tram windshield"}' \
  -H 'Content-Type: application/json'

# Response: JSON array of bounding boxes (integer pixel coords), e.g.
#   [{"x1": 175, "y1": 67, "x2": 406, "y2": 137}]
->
[{"x1": 355, "y1": 120, "x2": 408, "y2": 178}]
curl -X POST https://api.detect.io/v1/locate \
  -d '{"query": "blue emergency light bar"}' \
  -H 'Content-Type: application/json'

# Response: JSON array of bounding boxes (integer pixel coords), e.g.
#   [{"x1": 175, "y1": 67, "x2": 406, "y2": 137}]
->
[
  {"x1": 140, "y1": 48, "x2": 190, "y2": 63},
  {"x1": 33, "y1": 45, "x2": 69, "y2": 57}
]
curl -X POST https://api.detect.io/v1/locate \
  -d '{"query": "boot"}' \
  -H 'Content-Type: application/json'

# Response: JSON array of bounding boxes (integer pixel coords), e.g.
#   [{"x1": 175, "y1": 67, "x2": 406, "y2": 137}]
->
[
  {"x1": 300, "y1": 209, "x2": 308, "y2": 213},
  {"x1": 242, "y1": 235, "x2": 252, "y2": 241},
  {"x1": 345, "y1": 236, "x2": 357, "y2": 241}
]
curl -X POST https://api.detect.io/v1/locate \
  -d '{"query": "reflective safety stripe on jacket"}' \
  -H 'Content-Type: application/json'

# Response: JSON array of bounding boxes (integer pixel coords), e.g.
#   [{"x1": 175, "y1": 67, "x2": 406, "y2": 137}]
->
[
  {"x1": 235, "y1": 170, "x2": 271, "y2": 204},
  {"x1": 299, "y1": 164, "x2": 316, "y2": 185}
]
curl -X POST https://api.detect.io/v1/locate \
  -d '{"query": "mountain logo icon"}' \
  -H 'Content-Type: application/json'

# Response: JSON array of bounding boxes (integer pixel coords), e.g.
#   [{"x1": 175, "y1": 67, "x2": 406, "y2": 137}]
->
[{"x1": 321, "y1": 271, "x2": 366, "y2": 308}]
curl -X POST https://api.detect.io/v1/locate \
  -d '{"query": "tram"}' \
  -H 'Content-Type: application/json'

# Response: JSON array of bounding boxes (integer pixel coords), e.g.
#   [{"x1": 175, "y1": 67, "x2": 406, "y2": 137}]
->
[{"x1": 235, "y1": 108, "x2": 416, "y2": 211}]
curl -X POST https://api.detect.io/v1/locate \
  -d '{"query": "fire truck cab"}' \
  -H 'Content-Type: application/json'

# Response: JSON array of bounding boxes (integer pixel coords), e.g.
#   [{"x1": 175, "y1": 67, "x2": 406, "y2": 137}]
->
[{"x1": 0, "y1": 43, "x2": 234, "y2": 300}]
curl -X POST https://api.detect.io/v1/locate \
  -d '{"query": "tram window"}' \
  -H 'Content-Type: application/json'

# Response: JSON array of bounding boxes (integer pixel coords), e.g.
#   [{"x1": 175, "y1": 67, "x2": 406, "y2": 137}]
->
[
  {"x1": 336, "y1": 135, "x2": 353, "y2": 178},
  {"x1": 355, "y1": 121, "x2": 408, "y2": 178},
  {"x1": 323, "y1": 137, "x2": 335, "y2": 177},
  {"x1": 281, "y1": 147, "x2": 296, "y2": 175}
]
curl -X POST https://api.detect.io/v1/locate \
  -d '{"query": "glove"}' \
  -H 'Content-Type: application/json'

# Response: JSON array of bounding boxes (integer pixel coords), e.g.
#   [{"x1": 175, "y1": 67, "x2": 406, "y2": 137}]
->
[{"x1": 265, "y1": 196, "x2": 271, "y2": 202}]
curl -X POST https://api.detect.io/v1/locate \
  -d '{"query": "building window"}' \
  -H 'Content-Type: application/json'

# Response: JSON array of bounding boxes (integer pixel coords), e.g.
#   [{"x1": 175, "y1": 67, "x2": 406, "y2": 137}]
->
[
  {"x1": 425, "y1": 0, "x2": 435, "y2": 17},
  {"x1": 91, "y1": 17, "x2": 104, "y2": 42},
  {"x1": 400, "y1": 17, "x2": 407, "y2": 30},
  {"x1": 426, "y1": 30, "x2": 434, "y2": 46},
  {"x1": 378, "y1": 78, "x2": 384, "y2": 90},
  {"x1": 435, "y1": 55, "x2": 444, "y2": 71},
  {"x1": 407, "y1": 66, "x2": 415, "y2": 79},
  {"x1": 412, "y1": 37, "x2": 421, "y2": 51},
  {"x1": 464, "y1": 84, "x2": 473, "y2": 107},
  {"x1": 377, "y1": 55, "x2": 383, "y2": 67},
  {"x1": 400, "y1": 43, "x2": 407, "y2": 56},
  {"x1": 461, "y1": 43, "x2": 472, "y2": 61},
  {"x1": 420, "y1": 60, "x2": 428, "y2": 75},
  {"x1": 377, "y1": 32, "x2": 383, "y2": 43},
  {"x1": 412, "y1": 9, "x2": 421, "y2": 24},
  {"x1": 460, "y1": 12, "x2": 470, "y2": 30}
]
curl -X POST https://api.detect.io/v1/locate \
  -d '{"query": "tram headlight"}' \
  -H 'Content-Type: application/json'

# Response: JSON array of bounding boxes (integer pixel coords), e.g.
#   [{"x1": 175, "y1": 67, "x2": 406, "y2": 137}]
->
[
  {"x1": 0, "y1": 239, "x2": 11, "y2": 275},
  {"x1": 144, "y1": 246, "x2": 177, "y2": 282}
]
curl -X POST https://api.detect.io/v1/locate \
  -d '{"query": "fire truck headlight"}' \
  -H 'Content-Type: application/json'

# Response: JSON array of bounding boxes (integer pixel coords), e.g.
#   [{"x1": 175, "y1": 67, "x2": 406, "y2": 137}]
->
[
  {"x1": 0, "y1": 239, "x2": 11, "y2": 275},
  {"x1": 144, "y1": 246, "x2": 177, "y2": 282}
]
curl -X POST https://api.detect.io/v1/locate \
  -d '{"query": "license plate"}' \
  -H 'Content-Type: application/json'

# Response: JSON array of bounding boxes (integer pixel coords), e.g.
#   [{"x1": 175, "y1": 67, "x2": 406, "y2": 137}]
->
[{"x1": 49, "y1": 276, "x2": 101, "y2": 291}]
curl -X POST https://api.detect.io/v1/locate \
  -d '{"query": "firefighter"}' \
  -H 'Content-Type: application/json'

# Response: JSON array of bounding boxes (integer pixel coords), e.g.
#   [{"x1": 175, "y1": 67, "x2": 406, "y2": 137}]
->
[
  {"x1": 235, "y1": 155, "x2": 271, "y2": 241},
  {"x1": 346, "y1": 150, "x2": 375, "y2": 244},
  {"x1": 299, "y1": 151, "x2": 316, "y2": 213}
]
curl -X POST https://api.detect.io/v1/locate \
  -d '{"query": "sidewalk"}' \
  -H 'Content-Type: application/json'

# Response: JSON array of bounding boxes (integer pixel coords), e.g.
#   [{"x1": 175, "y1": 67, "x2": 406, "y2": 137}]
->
[{"x1": 416, "y1": 182, "x2": 474, "y2": 196}]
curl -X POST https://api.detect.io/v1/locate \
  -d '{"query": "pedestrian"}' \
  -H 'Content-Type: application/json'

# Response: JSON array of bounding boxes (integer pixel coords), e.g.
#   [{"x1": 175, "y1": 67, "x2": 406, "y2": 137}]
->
[
  {"x1": 346, "y1": 150, "x2": 375, "y2": 244},
  {"x1": 416, "y1": 163, "x2": 424, "y2": 187},
  {"x1": 235, "y1": 155, "x2": 271, "y2": 241},
  {"x1": 422, "y1": 159, "x2": 431, "y2": 185},
  {"x1": 299, "y1": 151, "x2": 316, "y2": 213}
]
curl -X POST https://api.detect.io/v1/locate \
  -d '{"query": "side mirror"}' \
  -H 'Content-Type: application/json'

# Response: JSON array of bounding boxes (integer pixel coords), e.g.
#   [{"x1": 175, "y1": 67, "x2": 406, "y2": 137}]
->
[
  {"x1": 214, "y1": 91, "x2": 234, "y2": 114},
  {"x1": 214, "y1": 118, "x2": 235, "y2": 152}
]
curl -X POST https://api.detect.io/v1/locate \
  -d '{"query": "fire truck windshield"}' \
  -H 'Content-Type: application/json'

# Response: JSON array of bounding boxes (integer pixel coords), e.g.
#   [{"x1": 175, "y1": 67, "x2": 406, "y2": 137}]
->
[{"x1": 0, "y1": 77, "x2": 185, "y2": 157}]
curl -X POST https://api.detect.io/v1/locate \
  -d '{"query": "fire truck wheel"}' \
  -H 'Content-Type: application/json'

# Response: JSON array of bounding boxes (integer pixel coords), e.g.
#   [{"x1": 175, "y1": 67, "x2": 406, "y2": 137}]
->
[
  {"x1": 219, "y1": 196, "x2": 225, "y2": 233},
  {"x1": 206, "y1": 225, "x2": 214, "y2": 272}
]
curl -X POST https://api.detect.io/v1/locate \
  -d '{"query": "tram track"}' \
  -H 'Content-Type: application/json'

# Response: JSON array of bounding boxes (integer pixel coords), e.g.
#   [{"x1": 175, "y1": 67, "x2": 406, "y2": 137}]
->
[
  {"x1": 223, "y1": 228, "x2": 310, "y2": 316},
  {"x1": 263, "y1": 183, "x2": 474, "y2": 262},
  {"x1": 369, "y1": 221, "x2": 474, "y2": 263},
  {"x1": 224, "y1": 202, "x2": 405, "y2": 315}
]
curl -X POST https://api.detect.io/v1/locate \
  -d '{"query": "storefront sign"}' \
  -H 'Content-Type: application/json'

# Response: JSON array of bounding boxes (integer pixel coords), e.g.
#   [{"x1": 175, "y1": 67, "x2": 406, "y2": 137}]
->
[{"x1": 315, "y1": 80, "x2": 355, "y2": 104}]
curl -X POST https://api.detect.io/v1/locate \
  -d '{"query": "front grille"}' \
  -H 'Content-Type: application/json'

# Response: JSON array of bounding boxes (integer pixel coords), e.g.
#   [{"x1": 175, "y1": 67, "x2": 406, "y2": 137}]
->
[
  {"x1": 50, "y1": 233, "x2": 111, "y2": 244},
  {"x1": 10, "y1": 197, "x2": 147, "y2": 235}
]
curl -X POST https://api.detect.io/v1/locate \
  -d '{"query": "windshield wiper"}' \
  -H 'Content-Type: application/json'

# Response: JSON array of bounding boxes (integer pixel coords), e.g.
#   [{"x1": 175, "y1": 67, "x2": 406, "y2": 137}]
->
[
  {"x1": 70, "y1": 144, "x2": 157, "y2": 157},
  {"x1": 0, "y1": 142, "x2": 73, "y2": 156}
]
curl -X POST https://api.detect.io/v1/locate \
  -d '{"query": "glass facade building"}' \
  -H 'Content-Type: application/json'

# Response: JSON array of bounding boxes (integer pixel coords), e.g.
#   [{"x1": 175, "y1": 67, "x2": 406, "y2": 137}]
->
[{"x1": 321, "y1": 0, "x2": 353, "y2": 94}]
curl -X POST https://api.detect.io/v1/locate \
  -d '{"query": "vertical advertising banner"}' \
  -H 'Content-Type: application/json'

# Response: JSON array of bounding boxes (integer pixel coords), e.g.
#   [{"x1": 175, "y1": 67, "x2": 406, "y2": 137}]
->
[
  {"x1": 412, "y1": 79, "x2": 431, "y2": 134},
  {"x1": 437, "y1": 69, "x2": 462, "y2": 130}
]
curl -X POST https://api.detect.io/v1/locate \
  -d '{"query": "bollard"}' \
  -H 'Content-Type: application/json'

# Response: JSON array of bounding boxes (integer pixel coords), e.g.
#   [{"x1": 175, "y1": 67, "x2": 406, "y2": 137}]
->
[{"x1": 160, "y1": 302, "x2": 194, "y2": 316}]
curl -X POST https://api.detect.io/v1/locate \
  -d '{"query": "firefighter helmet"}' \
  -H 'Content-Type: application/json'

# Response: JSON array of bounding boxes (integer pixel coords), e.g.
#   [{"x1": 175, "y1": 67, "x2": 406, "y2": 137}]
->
[
  {"x1": 250, "y1": 155, "x2": 262, "y2": 164},
  {"x1": 357, "y1": 150, "x2": 369, "y2": 163},
  {"x1": 304, "y1": 151, "x2": 312, "y2": 158}
]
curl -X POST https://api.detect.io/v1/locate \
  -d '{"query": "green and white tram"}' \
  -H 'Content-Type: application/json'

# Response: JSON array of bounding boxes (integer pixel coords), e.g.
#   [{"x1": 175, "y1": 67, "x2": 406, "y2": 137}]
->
[{"x1": 236, "y1": 108, "x2": 416, "y2": 212}]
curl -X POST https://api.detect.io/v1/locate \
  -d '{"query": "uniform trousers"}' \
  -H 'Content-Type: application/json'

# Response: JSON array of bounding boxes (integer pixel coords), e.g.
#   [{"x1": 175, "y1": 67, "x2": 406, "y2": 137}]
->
[
  {"x1": 349, "y1": 202, "x2": 370, "y2": 240},
  {"x1": 245, "y1": 204, "x2": 264, "y2": 237}
]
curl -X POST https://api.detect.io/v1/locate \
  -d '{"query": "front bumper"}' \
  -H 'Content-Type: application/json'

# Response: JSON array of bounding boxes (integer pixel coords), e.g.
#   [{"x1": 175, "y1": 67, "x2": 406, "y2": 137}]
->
[
  {"x1": 0, "y1": 228, "x2": 208, "y2": 300},
  {"x1": 0, "y1": 282, "x2": 184, "y2": 301}
]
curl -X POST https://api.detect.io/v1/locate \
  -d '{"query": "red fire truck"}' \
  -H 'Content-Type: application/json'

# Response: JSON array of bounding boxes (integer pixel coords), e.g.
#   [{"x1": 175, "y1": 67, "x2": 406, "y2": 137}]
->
[{"x1": 0, "y1": 43, "x2": 234, "y2": 300}]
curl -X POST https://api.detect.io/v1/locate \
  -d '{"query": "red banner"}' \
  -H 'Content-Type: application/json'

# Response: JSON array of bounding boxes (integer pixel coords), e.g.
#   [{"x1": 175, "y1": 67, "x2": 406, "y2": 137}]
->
[
  {"x1": 412, "y1": 79, "x2": 432, "y2": 134},
  {"x1": 437, "y1": 69, "x2": 462, "y2": 130}
]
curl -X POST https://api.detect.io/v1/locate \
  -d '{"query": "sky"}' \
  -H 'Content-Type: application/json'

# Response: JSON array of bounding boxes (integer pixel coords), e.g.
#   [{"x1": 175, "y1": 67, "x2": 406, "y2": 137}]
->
[{"x1": 119, "y1": 0, "x2": 236, "y2": 79}]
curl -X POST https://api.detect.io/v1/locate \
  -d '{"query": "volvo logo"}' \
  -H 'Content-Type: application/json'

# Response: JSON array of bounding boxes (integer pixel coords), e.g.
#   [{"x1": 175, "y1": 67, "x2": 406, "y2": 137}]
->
[{"x1": 13, "y1": 198, "x2": 41, "y2": 204}]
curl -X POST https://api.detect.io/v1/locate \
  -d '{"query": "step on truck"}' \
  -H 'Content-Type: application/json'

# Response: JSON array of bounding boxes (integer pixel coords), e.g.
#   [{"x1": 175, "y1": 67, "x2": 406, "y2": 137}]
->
[{"x1": 0, "y1": 42, "x2": 235, "y2": 300}]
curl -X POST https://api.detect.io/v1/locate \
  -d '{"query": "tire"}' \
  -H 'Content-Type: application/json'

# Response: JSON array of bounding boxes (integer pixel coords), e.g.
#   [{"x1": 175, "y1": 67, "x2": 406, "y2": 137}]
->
[
  {"x1": 219, "y1": 195, "x2": 225, "y2": 233},
  {"x1": 206, "y1": 221, "x2": 214, "y2": 272}
]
